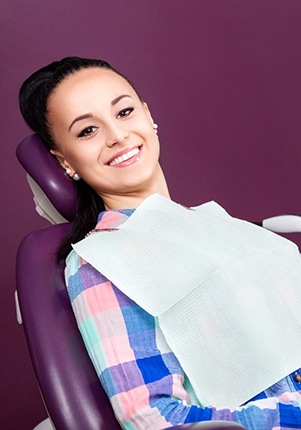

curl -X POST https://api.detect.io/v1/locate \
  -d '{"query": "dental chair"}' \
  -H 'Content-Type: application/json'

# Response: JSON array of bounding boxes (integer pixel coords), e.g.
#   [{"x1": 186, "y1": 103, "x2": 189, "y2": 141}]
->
[{"x1": 19, "y1": 134, "x2": 300, "y2": 430}]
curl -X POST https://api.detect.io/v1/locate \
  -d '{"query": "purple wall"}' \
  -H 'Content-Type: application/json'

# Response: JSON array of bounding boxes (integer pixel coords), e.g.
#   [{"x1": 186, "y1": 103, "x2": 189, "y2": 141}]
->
[{"x1": 2, "y1": 0, "x2": 301, "y2": 428}]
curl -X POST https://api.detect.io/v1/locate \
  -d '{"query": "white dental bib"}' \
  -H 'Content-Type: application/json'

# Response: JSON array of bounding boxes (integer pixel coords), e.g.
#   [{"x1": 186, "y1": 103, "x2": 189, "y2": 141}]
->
[{"x1": 73, "y1": 194, "x2": 301, "y2": 407}]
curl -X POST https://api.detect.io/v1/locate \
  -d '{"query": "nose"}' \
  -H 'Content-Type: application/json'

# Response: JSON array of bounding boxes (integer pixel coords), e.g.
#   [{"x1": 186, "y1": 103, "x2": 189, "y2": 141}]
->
[{"x1": 105, "y1": 121, "x2": 129, "y2": 147}]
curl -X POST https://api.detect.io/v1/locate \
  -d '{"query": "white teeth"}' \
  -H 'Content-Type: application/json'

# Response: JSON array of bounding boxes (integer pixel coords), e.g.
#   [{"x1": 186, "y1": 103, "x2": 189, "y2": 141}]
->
[{"x1": 109, "y1": 148, "x2": 140, "y2": 166}]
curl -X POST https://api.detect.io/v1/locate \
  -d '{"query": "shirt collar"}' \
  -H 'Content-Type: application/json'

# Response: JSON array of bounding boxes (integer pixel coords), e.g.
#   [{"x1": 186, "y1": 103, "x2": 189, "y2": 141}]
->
[{"x1": 95, "y1": 208, "x2": 135, "y2": 230}]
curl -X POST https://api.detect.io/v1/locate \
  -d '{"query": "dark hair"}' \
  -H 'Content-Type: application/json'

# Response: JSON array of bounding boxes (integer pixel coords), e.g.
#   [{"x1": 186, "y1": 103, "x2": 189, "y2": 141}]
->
[{"x1": 19, "y1": 56, "x2": 142, "y2": 261}]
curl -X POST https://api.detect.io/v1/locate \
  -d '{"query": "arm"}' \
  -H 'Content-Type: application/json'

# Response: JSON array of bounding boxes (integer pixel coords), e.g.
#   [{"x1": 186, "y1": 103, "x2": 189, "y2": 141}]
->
[{"x1": 66, "y1": 253, "x2": 301, "y2": 430}]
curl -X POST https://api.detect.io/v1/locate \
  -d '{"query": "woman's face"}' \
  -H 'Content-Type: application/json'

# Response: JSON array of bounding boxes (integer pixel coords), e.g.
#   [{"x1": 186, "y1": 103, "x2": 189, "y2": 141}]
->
[{"x1": 48, "y1": 67, "x2": 161, "y2": 204}]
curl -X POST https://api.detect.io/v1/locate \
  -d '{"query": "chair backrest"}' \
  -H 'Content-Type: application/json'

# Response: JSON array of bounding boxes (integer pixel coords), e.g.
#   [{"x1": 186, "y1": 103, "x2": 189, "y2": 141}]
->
[
  {"x1": 16, "y1": 134, "x2": 247, "y2": 430},
  {"x1": 17, "y1": 224, "x2": 121, "y2": 429}
]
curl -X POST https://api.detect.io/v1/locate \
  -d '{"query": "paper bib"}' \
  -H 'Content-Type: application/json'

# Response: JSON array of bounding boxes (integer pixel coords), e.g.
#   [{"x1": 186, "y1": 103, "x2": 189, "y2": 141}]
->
[{"x1": 73, "y1": 194, "x2": 301, "y2": 407}]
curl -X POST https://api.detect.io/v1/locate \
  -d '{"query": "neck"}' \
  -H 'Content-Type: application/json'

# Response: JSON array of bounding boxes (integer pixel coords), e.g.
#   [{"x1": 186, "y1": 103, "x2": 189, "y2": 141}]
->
[{"x1": 100, "y1": 166, "x2": 170, "y2": 210}]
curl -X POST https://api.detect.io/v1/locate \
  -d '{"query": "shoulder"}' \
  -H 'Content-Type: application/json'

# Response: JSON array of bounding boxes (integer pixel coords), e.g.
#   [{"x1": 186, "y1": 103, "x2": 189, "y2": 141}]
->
[{"x1": 65, "y1": 249, "x2": 81, "y2": 277}]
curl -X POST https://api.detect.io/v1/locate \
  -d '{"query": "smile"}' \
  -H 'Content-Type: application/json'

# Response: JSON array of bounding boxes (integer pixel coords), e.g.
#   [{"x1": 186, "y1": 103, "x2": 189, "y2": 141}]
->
[{"x1": 109, "y1": 147, "x2": 140, "y2": 166}]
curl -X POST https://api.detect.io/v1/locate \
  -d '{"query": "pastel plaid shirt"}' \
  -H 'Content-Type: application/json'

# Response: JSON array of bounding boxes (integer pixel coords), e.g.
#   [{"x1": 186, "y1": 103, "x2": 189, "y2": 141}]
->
[{"x1": 65, "y1": 208, "x2": 301, "y2": 429}]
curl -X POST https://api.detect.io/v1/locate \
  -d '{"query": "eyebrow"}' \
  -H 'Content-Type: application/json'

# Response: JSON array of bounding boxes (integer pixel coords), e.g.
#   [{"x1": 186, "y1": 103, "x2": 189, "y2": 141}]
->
[
  {"x1": 68, "y1": 94, "x2": 133, "y2": 131},
  {"x1": 69, "y1": 113, "x2": 93, "y2": 131},
  {"x1": 111, "y1": 94, "x2": 132, "y2": 106}
]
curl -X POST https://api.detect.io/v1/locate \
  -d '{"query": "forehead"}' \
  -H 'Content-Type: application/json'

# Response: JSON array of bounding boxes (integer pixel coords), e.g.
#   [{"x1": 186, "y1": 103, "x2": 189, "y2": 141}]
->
[{"x1": 48, "y1": 67, "x2": 137, "y2": 113}]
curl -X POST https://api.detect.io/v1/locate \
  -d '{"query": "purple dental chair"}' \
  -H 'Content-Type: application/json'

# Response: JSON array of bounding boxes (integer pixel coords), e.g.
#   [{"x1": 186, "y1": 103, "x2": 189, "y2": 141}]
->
[{"x1": 16, "y1": 134, "x2": 253, "y2": 430}]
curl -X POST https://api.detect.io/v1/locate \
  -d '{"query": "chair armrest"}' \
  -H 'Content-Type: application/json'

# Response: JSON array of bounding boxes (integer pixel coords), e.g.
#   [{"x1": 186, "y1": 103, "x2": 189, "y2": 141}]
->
[{"x1": 262, "y1": 214, "x2": 301, "y2": 233}]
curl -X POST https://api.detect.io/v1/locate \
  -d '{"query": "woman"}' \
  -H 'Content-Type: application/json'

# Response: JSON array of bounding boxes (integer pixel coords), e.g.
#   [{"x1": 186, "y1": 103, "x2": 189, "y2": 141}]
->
[{"x1": 19, "y1": 57, "x2": 301, "y2": 429}]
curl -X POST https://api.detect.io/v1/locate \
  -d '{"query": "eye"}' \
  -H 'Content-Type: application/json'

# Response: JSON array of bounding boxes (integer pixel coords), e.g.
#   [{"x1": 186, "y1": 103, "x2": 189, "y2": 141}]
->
[
  {"x1": 117, "y1": 107, "x2": 134, "y2": 118},
  {"x1": 77, "y1": 126, "x2": 98, "y2": 138}
]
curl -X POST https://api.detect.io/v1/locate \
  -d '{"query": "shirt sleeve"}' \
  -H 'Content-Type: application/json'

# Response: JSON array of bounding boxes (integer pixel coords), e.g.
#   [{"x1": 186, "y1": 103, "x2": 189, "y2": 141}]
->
[{"x1": 65, "y1": 251, "x2": 301, "y2": 430}]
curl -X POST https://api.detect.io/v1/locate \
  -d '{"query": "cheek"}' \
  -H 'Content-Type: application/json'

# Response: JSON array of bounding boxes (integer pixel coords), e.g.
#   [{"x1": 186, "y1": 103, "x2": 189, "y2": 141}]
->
[{"x1": 64, "y1": 145, "x2": 98, "y2": 169}]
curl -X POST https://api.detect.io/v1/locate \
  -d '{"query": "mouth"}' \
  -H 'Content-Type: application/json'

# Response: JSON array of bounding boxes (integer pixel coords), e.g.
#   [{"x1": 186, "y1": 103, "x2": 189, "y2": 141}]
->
[{"x1": 108, "y1": 146, "x2": 141, "y2": 166}]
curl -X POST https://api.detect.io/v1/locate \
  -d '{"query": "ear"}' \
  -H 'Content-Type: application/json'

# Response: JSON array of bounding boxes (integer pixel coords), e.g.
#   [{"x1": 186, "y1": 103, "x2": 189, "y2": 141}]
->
[{"x1": 50, "y1": 149, "x2": 75, "y2": 175}]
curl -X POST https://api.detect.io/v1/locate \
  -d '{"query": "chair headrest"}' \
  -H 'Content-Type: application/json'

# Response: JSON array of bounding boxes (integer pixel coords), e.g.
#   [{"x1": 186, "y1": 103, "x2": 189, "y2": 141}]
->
[{"x1": 16, "y1": 134, "x2": 77, "y2": 222}]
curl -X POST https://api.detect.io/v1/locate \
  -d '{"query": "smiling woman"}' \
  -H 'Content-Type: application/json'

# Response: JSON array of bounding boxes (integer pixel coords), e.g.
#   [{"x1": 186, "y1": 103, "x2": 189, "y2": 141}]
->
[{"x1": 18, "y1": 57, "x2": 301, "y2": 430}]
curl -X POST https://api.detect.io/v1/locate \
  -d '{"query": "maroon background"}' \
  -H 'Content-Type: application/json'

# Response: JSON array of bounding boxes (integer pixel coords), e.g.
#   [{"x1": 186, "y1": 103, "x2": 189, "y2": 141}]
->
[{"x1": 1, "y1": 1, "x2": 301, "y2": 428}]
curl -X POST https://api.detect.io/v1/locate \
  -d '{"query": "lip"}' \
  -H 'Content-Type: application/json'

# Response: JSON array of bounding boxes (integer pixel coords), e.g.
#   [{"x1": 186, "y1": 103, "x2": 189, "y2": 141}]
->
[{"x1": 106, "y1": 145, "x2": 142, "y2": 167}]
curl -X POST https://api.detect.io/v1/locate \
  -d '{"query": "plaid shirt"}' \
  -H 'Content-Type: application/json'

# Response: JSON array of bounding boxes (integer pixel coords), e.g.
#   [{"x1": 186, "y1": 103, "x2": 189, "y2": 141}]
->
[{"x1": 66, "y1": 209, "x2": 301, "y2": 430}]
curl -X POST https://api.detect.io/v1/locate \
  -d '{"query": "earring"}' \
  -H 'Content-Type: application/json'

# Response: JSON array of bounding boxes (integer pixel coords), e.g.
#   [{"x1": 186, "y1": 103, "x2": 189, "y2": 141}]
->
[
  {"x1": 73, "y1": 173, "x2": 81, "y2": 181},
  {"x1": 153, "y1": 123, "x2": 158, "y2": 130},
  {"x1": 65, "y1": 168, "x2": 81, "y2": 181}
]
